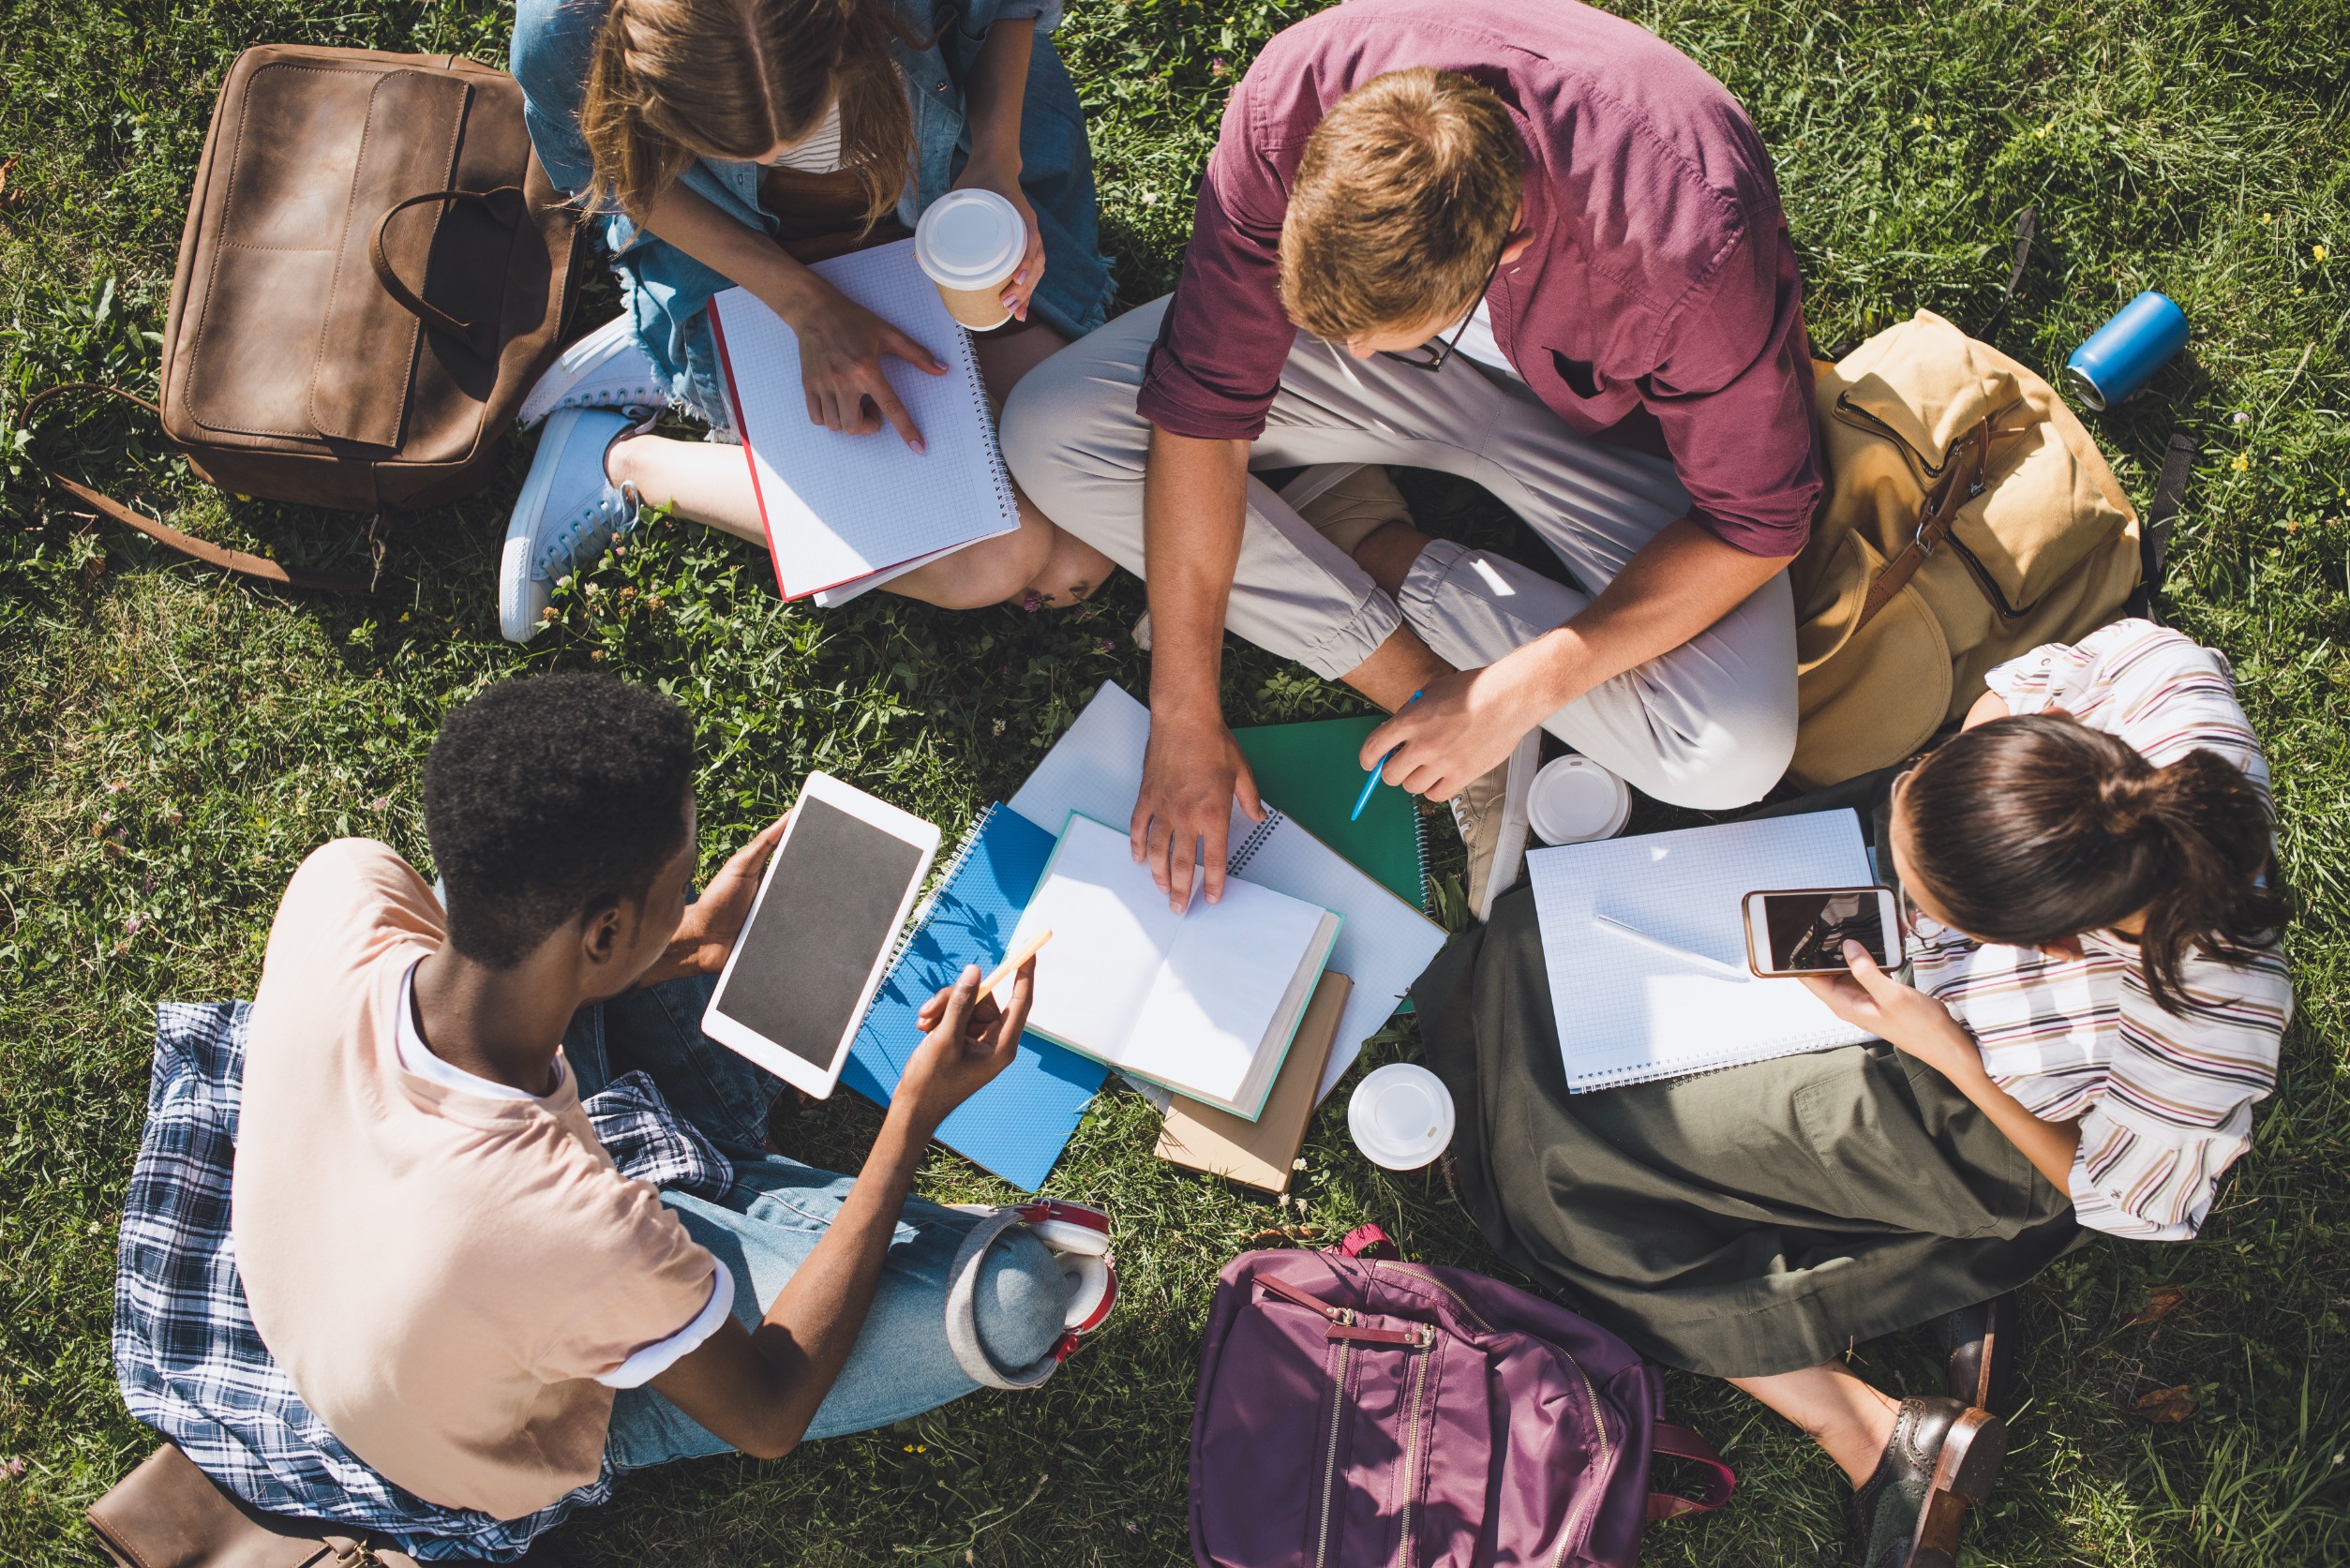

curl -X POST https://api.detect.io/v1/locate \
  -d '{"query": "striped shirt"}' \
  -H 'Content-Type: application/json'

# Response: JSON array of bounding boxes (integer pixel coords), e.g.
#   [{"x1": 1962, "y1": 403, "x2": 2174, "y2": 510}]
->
[{"x1": 1908, "y1": 620, "x2": 2293, "y2": 1242}]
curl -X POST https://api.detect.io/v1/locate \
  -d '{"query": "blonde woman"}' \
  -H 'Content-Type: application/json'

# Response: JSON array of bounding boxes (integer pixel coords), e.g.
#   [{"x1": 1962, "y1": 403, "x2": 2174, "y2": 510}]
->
[{"x1": 501, "y1": 0, "x2": 1116, "y2": 640}]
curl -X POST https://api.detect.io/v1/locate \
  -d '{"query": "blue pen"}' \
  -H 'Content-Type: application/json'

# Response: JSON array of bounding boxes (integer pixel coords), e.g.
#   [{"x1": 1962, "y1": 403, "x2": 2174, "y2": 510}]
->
[{"x1": 1350, "y1": 689, "x2": 1425, "y2": 821}]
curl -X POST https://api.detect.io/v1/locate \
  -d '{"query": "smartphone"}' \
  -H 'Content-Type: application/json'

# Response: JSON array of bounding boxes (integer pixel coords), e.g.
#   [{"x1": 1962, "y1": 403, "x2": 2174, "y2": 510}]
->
[
  {"x1": 1742, "y1": 887, "x2": 1904, "y2": 978},
  {"x1": 701, "y1": 772, "x2": 939, "y2": 1099}
]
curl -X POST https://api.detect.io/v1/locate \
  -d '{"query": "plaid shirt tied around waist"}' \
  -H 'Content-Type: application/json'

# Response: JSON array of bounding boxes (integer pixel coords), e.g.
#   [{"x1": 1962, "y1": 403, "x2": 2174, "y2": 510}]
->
[{"x1": 114, "y1": 1001, "x2": 734, "y2": 1561}]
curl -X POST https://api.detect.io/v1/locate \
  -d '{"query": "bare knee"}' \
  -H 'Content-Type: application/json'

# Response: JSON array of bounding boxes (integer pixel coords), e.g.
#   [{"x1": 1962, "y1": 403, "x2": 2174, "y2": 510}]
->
[{"x1": 892, "y1": 522, "x2": 1053, "y2": 610}]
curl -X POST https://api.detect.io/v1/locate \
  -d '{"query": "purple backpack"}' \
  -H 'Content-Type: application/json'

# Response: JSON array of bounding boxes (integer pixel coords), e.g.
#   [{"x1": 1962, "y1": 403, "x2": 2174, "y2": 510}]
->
[{"x1": 1190, "y1": 1229, "x2": 1733, "y2": 1568}]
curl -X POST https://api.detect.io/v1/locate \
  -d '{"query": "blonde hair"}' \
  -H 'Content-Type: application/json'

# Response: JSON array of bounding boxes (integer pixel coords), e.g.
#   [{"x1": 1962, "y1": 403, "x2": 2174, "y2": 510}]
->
[
  {"x1": 580, "y1": 0, "x2": 916, "y2": 230},
  {"x1": 1278, "y1": 69, "x2": 1525, "y2": 343}
]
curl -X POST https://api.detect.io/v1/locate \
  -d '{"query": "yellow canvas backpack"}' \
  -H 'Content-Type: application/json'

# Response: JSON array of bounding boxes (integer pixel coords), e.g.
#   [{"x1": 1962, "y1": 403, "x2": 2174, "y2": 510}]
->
[{"x1": 1789, "y1": 309, "x2": 2147, "y2": 788}]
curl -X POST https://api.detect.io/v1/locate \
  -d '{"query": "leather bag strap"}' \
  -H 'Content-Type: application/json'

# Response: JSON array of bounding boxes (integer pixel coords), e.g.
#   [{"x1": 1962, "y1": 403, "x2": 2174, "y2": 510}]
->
[
  {"x1": 22, "y1": 382, "x2": 372, "y2": 593},
  {"x1": 1644, "y1": 1420, "x2": 1737, "y2": 1522},
  {"x1": 1980, "y1": 205, "x2": 2037, "y2": 345},
  {"x1": 1851, "y1": 416, "x2": 1996, "y2": 634},
  {"x1": 2143, "y1": 430, "x2": 2195, "y2": 589},
  {"x1": 368, "y1": 186, "x2": 524, "y2": 350},
  {"x1": 1336, "y1": 1224, "x2": 1399, "y2": 1261}
]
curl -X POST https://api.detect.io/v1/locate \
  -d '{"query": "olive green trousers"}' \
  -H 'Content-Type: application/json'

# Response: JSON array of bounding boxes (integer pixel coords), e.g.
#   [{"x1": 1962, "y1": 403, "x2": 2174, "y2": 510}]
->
[{"x1": 1414, "y1": 882, "x2": 2083, "y2": 1379}]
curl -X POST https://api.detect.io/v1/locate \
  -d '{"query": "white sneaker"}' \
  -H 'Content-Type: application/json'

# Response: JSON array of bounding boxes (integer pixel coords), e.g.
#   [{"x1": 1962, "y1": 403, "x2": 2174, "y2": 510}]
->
[
  {"x1": 499, "y1": 408, "x2": 642, "y2": 643},
  {"x1": 1452, "y1": 728, "x2": 1541, "y2": 922},
  {"x1": 517, "y1": 314, "x2": 665, "y2": 429}
]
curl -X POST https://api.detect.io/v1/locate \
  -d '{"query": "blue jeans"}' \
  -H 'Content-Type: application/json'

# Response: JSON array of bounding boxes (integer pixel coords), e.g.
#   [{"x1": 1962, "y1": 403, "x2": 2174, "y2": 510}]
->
[{"x1": 563, "y1": 976, "x2": 1068, "y2": 1470}]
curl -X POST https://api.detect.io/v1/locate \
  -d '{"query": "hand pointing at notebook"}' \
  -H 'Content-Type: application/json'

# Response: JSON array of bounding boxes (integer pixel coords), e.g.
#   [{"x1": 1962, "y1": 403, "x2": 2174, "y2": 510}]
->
[{"x1": 769, "y1": 269, "x2": 947, "y2": 452}]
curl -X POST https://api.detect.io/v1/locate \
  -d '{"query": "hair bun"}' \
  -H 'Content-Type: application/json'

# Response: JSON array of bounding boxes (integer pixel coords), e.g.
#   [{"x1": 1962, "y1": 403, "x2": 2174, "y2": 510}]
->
[{"x1": 2094, "y1": 769, "x2": 2163, "y2": 836}]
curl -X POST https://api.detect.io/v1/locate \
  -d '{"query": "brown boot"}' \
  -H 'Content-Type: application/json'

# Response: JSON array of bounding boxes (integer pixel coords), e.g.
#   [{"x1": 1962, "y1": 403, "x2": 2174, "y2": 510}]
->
[
  {"x1": 1449, "y1": 729, "x2": 1540, "y2": 922},
  {"x1": 1282, "y1": 463, "x2": 1412, "y2": 558}
]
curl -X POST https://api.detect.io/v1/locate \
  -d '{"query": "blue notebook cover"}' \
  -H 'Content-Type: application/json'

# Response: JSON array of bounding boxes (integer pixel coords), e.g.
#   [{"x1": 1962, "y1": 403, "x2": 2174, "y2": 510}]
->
[{"x1": 841, "y1": 804, "x2": 1107, "y2": 1190}]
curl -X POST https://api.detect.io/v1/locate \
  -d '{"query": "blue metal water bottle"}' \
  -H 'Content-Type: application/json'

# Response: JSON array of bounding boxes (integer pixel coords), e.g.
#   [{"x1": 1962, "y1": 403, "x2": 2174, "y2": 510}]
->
[{"x1": 2064, "y1": 291, "x2": 2189, "y2": 411}]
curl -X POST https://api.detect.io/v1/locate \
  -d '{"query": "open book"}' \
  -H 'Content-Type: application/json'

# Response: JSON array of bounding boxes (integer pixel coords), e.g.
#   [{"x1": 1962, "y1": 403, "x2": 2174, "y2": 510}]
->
[
  {"x1": 1004, "y1": 814, "x2": 1341, "y2": 1119},
  {"x1": 1008, "y1": 681, "x2": 1445, "y2": 1102},
  {"x1": 706, "y1": 239, "x2": 1019, "y2": 605}
]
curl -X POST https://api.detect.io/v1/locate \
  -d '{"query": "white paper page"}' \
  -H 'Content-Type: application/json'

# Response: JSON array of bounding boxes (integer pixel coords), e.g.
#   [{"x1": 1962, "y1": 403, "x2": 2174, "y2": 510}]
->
[
  {"x1": 1524, "y1": 813, "x2": 1875, "y2": 1091},
  {"x1": 1007, "y1": 680, "x2": 1152, "y2": 840},
  {"x1": 1006, "y1": 815, "x2": 1186, "y2": 1060},
  {"x1": 708, "y1": 241, "x2": 1018, "y2": 598},
  {"x1": 1009, "y1": 681, "x2": 1446, "y2": 1102},
  {"x1": 1116, "y1": 875, "x2": 1332, "y2": 1104},
  {"x1": 1228, "y1": 814, "x2": 1447, "y2": 1101}
]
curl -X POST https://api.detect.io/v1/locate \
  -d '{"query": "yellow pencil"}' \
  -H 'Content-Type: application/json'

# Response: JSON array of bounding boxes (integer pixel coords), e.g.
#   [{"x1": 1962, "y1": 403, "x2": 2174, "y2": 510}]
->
[{"x1": 980, "y1": 928, "x2": 1054, "y2": 999}]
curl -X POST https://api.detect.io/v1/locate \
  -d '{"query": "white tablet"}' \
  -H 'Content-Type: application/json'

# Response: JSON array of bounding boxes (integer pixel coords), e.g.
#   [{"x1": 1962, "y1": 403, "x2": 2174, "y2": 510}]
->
[{"x1": 701, "y1": 771, "x2": 940, "y2": 1098}]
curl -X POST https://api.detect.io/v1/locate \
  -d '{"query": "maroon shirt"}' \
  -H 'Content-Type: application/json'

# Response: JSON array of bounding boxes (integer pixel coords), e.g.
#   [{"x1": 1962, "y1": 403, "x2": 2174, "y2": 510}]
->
[{"x1": 1138, "y1": 0, "x2": 1821, "y2": 557}]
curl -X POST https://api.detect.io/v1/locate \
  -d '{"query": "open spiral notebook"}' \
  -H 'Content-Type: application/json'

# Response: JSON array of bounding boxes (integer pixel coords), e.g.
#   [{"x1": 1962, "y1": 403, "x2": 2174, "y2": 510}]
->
[
  {"x1": 1526, "y1": 810, "x2": 1877, "y2": 1092},
  {"x1": 1007, "y1": 681, "x2": 1447, "y2": 1102},
  {"x1": 707, "y1": 239, "x2": 1019, "y2": 605}
]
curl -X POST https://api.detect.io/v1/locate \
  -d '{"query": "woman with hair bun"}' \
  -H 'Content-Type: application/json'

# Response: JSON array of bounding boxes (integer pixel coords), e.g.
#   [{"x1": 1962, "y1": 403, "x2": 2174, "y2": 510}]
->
[
  {"x1": 1416, "y1": 617, "x2": 2293, "y2": 1567},
  {"x1": 499, "y1": 0, "x2": 1117, "y2": 641}
]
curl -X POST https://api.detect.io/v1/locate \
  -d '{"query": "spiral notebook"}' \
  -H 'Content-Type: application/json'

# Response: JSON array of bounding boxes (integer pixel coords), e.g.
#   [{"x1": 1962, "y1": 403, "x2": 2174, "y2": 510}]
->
[
  {"x1": 842, "y1": 804, "x2": 1107, "y2": 1191},
  {"x1": 1231, "y1": 714, "x2": 1429, "y2": 913},
  {"x1": 1525, "y1": 810, "x2": 1877, "y2": 1092},
  {"x1": 707, "y1": 239, "x2": 1019, "y2": 605},
  {"x1": 1008, "y1": 681, "x2": 1447, "y2": 1101}
]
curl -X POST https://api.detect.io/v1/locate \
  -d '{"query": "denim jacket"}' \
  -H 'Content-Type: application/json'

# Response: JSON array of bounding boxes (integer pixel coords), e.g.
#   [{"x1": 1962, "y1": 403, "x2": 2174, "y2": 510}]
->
[{"x1": 512, "y1": 0, "x2": 1113, "y2": 416}]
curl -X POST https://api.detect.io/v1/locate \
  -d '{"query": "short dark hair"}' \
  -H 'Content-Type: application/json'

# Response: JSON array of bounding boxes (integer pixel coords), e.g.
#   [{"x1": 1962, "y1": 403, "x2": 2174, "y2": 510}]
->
[
  {"x1": 1900, "y1": 713, "x2": 2286, "y2": 1013},
  {"x1": 424, "y1": 674, "x2": 696, "y2": 968}
]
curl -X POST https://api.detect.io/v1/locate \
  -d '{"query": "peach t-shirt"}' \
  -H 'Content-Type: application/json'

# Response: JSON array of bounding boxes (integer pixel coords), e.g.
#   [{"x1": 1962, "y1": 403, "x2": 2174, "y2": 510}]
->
[{"x1": 232, "y1": 840, "x2": 720, "y2": 1519}]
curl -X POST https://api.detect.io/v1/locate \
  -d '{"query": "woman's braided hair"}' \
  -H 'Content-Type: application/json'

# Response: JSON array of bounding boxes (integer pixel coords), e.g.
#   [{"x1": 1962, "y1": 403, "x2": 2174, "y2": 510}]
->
[{"x1": 1899, "y1": 711, "x2": 2286, "y2": 1014}]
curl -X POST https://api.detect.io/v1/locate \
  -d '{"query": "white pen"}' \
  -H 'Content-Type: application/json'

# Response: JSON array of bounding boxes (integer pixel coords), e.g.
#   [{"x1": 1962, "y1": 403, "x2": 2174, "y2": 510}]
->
[{"x1": 1590, "y1": 912, "x2": 1750, "y2": 980}]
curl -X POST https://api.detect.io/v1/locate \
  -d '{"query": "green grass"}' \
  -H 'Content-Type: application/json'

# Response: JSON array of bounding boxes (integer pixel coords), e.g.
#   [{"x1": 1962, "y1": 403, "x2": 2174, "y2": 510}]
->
[{"x1": 4, "y1": 0, "x2": 2348, "y2": 1562}]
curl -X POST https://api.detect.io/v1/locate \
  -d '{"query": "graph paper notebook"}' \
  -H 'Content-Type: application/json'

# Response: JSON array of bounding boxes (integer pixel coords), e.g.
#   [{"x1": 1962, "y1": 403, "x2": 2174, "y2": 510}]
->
[
  {"x1": 1525, "y1": 810, "x2": 1876, "y2": 1092},
  {"x1": 707, "y1": 240, "x2": 1018, "y2": 605},
  {"x1": 1008, "y1": 681, "x2": 1446, "y2": 1102},
  {"x1": 841, "y1": 804, "x2": 1107, "y2": 1190},
  {"x1": 1005, "y1": 814, "x2": 1340, "y2": 1120}
]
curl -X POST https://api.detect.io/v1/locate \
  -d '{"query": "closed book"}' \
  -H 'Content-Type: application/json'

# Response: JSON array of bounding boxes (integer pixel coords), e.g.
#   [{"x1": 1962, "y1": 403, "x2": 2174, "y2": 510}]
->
[{"x1": 1157, "y1": 972, "x2": 1351, "y2": 1192}]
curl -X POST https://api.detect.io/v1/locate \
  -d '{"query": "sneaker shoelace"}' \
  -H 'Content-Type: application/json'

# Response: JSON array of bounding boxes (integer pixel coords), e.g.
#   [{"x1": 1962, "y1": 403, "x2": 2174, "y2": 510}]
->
[{"x1": 535, "y1": 482, "x2": 643, "y2": 581}]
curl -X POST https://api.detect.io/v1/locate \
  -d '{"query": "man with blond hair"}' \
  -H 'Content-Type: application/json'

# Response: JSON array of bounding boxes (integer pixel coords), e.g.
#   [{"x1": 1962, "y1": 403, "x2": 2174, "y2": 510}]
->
[{"x1": 1003, "y1": 0, "x2": 1820, "y2": 921}]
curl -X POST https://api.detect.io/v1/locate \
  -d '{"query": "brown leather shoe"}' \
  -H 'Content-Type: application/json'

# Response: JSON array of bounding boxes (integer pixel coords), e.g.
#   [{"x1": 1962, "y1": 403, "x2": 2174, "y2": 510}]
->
[
  {"x1": 1846, "y1": 1396, "x2": 2006, "y2": 1568},
  {"x1": 1934, "y1": 1292, "x2": 2020, "y2": 1417}
]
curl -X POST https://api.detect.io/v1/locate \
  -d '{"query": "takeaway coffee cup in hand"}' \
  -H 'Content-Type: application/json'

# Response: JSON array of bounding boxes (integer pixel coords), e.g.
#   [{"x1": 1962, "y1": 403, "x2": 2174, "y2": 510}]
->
[{"x1": 914, "y1": 189, "x2": 1025, "y2": 331}]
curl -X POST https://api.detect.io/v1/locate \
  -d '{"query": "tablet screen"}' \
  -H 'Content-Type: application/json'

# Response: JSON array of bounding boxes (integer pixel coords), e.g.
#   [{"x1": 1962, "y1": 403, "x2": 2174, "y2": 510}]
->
[{"x1": 711, "y1": 794, "x2": 929, "y2": 1068}]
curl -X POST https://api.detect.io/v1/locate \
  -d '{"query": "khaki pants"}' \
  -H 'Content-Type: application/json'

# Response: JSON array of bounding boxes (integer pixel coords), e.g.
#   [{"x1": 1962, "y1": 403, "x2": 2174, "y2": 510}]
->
[{"x1": 1001, "y1": 297, "x2": 1798, "y2": 810}]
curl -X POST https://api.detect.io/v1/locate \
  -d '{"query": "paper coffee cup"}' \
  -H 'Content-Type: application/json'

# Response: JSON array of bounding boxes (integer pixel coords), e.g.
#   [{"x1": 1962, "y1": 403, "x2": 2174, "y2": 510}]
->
[
  {"x1": 1348, "y1": 1064, "x2": 1456, "y2": 1172},
  {"x1": 1526, "y1": 754, "x2": 1630, "y2": 845},
  {"x1": 914, "y1": 189, "x2": 1024, "y2": 331}
]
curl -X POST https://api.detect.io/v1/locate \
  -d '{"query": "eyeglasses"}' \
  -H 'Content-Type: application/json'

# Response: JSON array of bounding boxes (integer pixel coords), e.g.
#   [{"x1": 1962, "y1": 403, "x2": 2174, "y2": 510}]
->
[{"x1": 1376, "y1": 247, "x2": 1508, "y2": 372}]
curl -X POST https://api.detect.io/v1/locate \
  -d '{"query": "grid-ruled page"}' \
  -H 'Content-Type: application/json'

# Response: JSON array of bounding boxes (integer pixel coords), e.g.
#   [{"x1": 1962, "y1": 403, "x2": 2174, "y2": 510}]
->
[
  {"x1": 1525, "y1": 812, "x2": 1875, "y2": 1092},
  {"x1": 707, "y1": 240, "x2": 1020, "y2": 599}
]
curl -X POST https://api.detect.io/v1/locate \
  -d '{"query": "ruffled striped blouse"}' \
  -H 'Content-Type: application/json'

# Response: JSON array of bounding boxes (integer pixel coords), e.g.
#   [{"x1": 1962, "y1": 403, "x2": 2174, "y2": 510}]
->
[{"x1": 1907, "y1": 619, "x2": 2293, "y2": 1241}]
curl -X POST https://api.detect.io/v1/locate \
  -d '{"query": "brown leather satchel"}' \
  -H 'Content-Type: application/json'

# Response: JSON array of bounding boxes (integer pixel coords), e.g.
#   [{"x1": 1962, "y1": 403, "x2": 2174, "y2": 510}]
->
[
  {"x1": 85, "y1": 1442, "x2": 422, "y2": 1568},
  {"x1": 31, "y1": 43, "x2": 582, "y2": 591}
]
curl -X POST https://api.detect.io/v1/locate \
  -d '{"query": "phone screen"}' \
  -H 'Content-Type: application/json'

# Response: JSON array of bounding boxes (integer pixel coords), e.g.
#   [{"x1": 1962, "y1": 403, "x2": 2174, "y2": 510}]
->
[
  {"x1": 1759, "y1": 889, "x2": 1893, "y2": 973},
  {"x1": 710, "y1": 795, "x2": 928, "y2": 1068}
]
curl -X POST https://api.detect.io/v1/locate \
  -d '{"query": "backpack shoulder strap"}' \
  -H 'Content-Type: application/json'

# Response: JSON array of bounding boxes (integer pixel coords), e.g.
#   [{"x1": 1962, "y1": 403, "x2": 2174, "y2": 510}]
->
[
  {"x1": 1645, "y1": 1421, "x2": 1737, "y2": 1521},
  {"x1": 22, "y1": 382, "x2": 371, "y2": 593}
]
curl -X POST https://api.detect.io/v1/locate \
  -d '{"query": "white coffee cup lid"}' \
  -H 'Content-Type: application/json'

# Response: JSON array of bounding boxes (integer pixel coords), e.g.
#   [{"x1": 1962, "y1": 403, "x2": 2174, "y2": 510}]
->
[
  {"x1": 1526, "y1": 754, "x2": 1630, "y2": 845},
  {"x1": 1348, "y1": 1063, "x2": 1456, "y2": 1171},
  {"x1": 914, "y1": 189, "x2": 1025, "y2": 289}
]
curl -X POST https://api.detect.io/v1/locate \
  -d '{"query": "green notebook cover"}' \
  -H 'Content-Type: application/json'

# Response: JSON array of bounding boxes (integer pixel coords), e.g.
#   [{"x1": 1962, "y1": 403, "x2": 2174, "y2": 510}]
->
[{"x1": 1233, "y1": 715, "x2": 1429, "y2": 913}]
